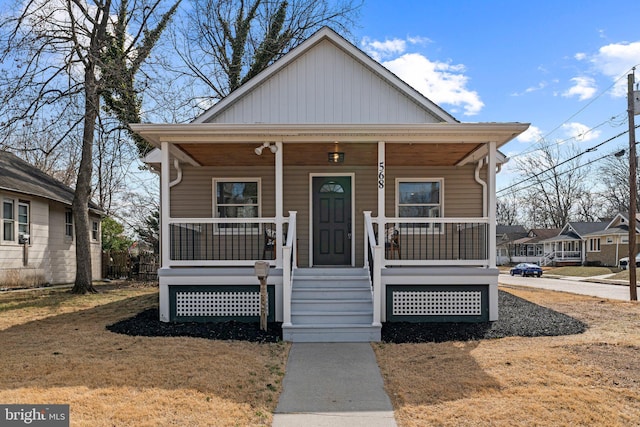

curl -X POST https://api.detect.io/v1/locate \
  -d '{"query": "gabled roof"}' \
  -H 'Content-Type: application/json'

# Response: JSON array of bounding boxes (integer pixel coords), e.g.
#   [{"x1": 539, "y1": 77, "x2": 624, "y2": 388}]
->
[
  {"x1": 605, "y1": 212, "x2": 640, "y2": 233},
  {"x1": 496, "y1": 225, "x2": 527, "y2": 245},
  {"x1": 192, "y1": 26, "x2": 457, "y2": 125},
  {"x1": 513, "y1": 228, "x2": 561, "y2": 244},
  {"x1": 0, "y1": 151, "x2": 102, "y2": 213},
  {"x1": 543, "y1": 221, "x2": 608, "y2": 242}
]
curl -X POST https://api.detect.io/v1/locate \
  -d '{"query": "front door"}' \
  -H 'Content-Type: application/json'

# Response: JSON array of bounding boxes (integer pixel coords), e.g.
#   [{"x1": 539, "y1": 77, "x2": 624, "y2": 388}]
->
[{"x1": 312, "y1": 176, "x2": 352, "y2": 265}]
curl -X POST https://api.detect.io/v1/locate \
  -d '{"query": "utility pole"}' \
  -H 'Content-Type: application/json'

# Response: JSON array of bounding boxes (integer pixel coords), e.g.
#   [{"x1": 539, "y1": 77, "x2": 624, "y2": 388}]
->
[{"x1": 628, "y1": 70, "x2": 638, "y2": 301}]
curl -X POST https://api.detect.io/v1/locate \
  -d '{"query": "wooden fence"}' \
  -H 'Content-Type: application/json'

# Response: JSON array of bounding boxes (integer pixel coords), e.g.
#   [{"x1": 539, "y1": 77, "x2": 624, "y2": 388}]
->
[{"x1": 102, "y1": 251, "x2": 159, "y2": 281}]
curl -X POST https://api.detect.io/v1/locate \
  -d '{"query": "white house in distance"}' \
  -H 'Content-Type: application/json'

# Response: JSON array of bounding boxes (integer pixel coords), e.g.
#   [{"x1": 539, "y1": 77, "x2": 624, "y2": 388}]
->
[
  {"x1": 134, "y1": 27, "x2": 528, "y2": 342},
  {"x1": 0, "y1": 151, "x2": 103, "y2": 287}
]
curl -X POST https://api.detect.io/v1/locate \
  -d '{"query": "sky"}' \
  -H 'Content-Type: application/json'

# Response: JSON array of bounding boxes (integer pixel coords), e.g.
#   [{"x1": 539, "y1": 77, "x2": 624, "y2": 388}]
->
[{"x1": 352, "y1": 0, "x2": 640, "y2": 193}]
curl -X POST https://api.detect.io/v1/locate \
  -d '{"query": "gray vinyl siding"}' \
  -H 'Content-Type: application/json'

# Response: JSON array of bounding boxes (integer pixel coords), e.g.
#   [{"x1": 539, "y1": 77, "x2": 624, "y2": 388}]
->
[{"x1": 207, "y1": 39, "x2": 442, "y2": 125}]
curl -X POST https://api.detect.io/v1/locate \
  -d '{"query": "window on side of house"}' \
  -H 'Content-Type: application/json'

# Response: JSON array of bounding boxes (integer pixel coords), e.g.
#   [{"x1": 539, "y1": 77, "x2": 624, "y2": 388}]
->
[
  {"x1": 65, "y1": 209, "x2": 73, "y2": 239},
  {"x1": 213, "y1": 179, "x2": 260, "y2": 230},
  {"x1": 396, "y1": 178, "x2": 443, "y2": 232},
  {"x1": 92, "y1": 220, "x2": 99, "y2": 241},
  {"x1": 3, "y1": 199, "x2": 15, "y2": 242},
  {"x1": 18, "y1": 201, "x2": 29, "y2": 244},
  {"x1": 588, "y1": 237, "x2": 601, "y2": 252},
  {"x1": 606, "y1": 236, "x2": 614, "y2": 244}
]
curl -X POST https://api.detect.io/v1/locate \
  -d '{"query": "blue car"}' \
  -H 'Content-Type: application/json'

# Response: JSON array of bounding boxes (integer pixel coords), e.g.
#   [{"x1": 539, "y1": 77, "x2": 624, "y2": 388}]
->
[{"x1": 510, "y1": 263, "x2": 543, "y2": 277}]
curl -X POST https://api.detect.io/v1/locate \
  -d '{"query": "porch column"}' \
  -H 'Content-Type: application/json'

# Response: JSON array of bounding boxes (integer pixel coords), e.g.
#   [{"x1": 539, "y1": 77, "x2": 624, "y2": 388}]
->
[
  {"x1": 275, "y1": 141, "x2": 284, "y2": 268},
  {"x1": 488, "y1": 141, "x2": 497, "y2": 268},
  {"x1": 377, "y1": 141, "x2": 386, "y2": 239},
  {"x1": 159, "y1": 141, "x2": 171, "y2": 322},
  {"x1": 160, "y1": 141, "x2": 171, "y2": 269}
]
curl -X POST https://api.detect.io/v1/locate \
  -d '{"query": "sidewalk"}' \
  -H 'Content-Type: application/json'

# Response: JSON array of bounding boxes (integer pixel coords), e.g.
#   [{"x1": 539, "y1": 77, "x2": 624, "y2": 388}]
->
[{"x1": 272, "y1": 343, "x2": 397, "y2": 427}]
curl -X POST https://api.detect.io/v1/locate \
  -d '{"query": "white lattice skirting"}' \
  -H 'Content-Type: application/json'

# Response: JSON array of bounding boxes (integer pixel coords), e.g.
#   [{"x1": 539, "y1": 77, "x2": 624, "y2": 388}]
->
[
  {"x1": 392, "y1": 290, "x2": 482, "y2": 316},
  {"x1": 176, "y1": 291, "x2": 268, "y2": 317}
]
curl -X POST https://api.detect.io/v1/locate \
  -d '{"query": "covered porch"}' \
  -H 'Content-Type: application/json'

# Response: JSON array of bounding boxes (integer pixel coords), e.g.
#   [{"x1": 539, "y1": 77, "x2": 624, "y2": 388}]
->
[{"x1": 135, "y1": 122, "x2": 528, "y2": 341}]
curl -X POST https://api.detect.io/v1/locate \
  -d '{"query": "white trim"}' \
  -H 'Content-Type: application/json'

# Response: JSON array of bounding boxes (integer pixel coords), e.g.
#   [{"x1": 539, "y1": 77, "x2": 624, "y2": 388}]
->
[
  {"x1": 377, "y1": 142, "x2": 385, "y2": 237},
  {"x1": 308, "y1": 173, "x2": 356, "y2": 267},
  {"x1": 275, "y1": 142, "x2": 284, "y2": 268},
  {"x1": 2, "y1": 197, "x2": 15, "y2": 243},
  {"x1": 161, "y1": 141, "x2": 171, "y2": 268},
  {"x1": 488, "y1": 141, "x2": 497, "y2": 269},
  {"x1": 212, "y1": 178, "x2": 262, "y2": 232}
]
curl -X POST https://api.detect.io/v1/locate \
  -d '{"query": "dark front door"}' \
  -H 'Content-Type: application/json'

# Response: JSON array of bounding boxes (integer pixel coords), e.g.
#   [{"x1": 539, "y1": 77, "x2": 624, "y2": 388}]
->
[{"x1": 312, "y1": 176, "x2": 352, "y2": 266}]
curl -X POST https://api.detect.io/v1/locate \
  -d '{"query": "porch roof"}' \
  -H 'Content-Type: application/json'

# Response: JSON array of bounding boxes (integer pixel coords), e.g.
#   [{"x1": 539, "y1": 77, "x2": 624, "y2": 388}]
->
[{"x1": 132, "y1": 122, "x2": 529, "y2": 167}]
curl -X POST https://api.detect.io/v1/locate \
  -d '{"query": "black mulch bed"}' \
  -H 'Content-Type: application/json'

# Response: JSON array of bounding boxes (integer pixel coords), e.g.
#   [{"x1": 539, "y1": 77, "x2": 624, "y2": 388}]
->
[{"x1": 107, "y1": 291, "x2": 587, "y2": 344}]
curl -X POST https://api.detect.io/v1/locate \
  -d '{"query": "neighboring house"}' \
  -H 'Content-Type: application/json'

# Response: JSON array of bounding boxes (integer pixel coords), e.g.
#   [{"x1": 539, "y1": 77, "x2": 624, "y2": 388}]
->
[
  {"x1": 0, "y1": 151, "x2": 103, "y2": 287},
  {"x1": 133, "y1": 27, "x2": 528, "y2": 342},
  {"x1": 511, "y1": 228, "x2": 561, "y2": 265},
  {"x1": 541, "y1": 221, "x2": 609, "y2": 266},
  {"x1": 583, "y1": 213, "x2": 640, "y2": 267},
  {"x1": 496, "y1": 225, "x2": 527, "y2": 265}
]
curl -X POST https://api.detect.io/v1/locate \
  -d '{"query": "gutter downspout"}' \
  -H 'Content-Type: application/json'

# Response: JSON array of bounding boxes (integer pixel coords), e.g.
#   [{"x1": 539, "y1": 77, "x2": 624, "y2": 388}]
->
[
  {"x1": 474, "y1": 158, "x2": 487, "y2": 217},
  {"x1": 169, "y1": 159, "x2": 182, "y2": 188}
]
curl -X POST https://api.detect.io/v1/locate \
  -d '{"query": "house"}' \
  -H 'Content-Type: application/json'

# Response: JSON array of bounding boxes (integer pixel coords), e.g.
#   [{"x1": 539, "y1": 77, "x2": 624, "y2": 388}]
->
[
  {"x1": 583, "y1": 213, "x2": 640, "y2": 267},
  {"x1": 510, "y1": 228, "x2": 560, "y2": 265},
  {"x1": 541, "y1": 221, "x2": 609, "y2": 266},
  {"x1": 133, "y1": 27, "x2": 528, "y2": 342},
  {"x1": 495, "y1": 225, "x2": 527, "y2": 265},
  {"x1": 0, "y1": 151, "x2": 103, "y2": 287}
]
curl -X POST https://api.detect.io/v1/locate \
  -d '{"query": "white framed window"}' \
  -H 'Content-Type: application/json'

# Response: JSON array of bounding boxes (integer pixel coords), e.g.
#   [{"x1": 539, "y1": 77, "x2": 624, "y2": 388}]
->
[
  {"x1": 606, "y1": 236, "x2": 614, "y2": 244},
  {"x1": 18, "y1": 201, "x2": 29, "y2": 244},
  {"x1": 3, "y1": 199, "x2": 15, "y2": 242},
  {"x1": 395, "y1": 178, "x2": 443, "y2": 232},
  {"x1": 65, "y1": 209, "x2": 73, "y2": 239},
  {"x1": 212, "y1": 179, "x2": 261, "y2": 230},
  {"x1": 622, "y1": 236, "x2": 629, "y2": 244},
  {"x1": 588, "y1": 237, "x2": 601, "y2": 252},
  {"x1": 92, "y1": 220, "x2": 99, "y2": 241}
]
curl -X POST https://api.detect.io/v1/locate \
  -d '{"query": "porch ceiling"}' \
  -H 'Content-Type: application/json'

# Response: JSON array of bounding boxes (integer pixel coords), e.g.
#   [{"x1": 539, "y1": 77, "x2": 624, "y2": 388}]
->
[
  {"x1": 177, "y1": 142, "x2": 485, "y2": 167},
  {"x1": 132, "y1": 122, "x2": 530, "y2": 167}
]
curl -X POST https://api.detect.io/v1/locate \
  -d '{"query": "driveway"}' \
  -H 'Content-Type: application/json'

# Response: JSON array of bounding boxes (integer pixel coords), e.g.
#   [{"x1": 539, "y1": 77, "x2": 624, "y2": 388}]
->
[{"x1": 498, "y1": 273, "x2": 633, "y2": 301}]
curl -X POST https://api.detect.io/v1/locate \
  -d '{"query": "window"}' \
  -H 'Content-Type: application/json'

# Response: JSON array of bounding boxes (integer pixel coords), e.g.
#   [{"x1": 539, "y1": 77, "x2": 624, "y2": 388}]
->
[
  {"x1": 606, "y1": 237, "x2": 614, "y2": 244},
  {"x1": 213, "y1": 179, "x2": 260, "y2": 229},
  {"x1": 92, "y1": 221, "x2": 99, "y2": 241},
  {"x1": 65, "y1": 210, "x2": 73, "y2": 239},
  {"x1": 18, "y1": 202, "x2": 29, "y2": 243},
  {"x1": 396, "y1": 179, "x2": 443, "y2": 231},
  {"x1": 3, "y1": 199, "x2": 14, "y2": 241},
  {"x1": 588, "y1": 238, "x2": 601, "y2": 252}
]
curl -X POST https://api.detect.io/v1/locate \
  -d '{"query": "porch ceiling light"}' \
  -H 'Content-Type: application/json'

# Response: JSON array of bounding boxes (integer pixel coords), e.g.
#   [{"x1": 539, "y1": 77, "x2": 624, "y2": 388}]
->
[
  {"x1": 328, "y1": 152, "x2": 345, "y2": 163},
  {"x1": 255, "y1": 142, "x2": 278, "y2": 155}
]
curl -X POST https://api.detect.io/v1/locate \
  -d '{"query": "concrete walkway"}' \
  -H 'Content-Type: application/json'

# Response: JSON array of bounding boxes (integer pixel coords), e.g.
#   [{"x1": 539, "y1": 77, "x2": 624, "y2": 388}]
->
[{"x1": 272, "y1": 343, "x2": 397, "y2": 427}]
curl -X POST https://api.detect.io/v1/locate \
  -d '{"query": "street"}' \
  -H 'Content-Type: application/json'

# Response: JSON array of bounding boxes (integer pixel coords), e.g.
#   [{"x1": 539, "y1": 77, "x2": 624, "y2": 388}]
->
[{"x1": 498, "y1": 273, "x2": 633, "y2": 301}]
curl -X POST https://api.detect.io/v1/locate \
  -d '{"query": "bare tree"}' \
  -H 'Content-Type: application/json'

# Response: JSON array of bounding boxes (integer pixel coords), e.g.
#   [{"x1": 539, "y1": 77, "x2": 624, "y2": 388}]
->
[
  {"x1": 0, "y1": 0, "x2": 180, "y2": 293},
  {"x1": 598, "y1": 148, "x2": 640, "y2": 216},
  {"x1": 174, "y1": 0, "x2": 361, "y2": 109},
  {"x1": 511, "y1": 141, "x2": 592, "y2": 228},
  {"x1": 497, "y1": 194, "x2": 521, "y2": 226}
]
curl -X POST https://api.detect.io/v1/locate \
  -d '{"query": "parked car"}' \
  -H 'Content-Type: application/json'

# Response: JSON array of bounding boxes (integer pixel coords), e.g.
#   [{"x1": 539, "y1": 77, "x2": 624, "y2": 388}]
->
[
  {"x1": 619, "y1": 254, "x2": 640, "y2": 270},
  {"x1": 510, "y1": 263, "x2": 543, "y2": 277}
]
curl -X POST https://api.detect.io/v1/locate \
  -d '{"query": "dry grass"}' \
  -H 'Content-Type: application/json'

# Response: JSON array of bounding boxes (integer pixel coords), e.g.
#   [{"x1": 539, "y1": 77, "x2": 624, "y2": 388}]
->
[
  {"x1": 374, "y1": 286, "x2": 640, "y2": 427},
  {"x1": 544, "y1": 266, "x2": 617, "y2": 277},
  {"x1": 0, "y1": 283, "x2": 289, "y2": 426}
]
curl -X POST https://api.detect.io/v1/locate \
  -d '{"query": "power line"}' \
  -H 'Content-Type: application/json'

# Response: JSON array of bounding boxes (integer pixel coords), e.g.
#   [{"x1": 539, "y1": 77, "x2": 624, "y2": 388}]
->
[
  {"x1": 508, "y1": 66, "x2": 638, "y2": 160},
  {"x1": 497, "y1": 125, "x2": 639, "y2": 196}
]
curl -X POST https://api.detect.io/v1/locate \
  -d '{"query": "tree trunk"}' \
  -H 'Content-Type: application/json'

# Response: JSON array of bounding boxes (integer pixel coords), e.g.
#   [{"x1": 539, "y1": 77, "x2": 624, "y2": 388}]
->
[{"x1": 71, "y1": 72, "x2": 99, "y2": 294}]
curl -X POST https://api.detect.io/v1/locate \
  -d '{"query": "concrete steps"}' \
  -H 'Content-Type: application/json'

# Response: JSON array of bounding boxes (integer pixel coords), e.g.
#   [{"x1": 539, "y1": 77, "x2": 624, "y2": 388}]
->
[{"x1": 282, "y1": 268, "x2": 381, "y2": 342}]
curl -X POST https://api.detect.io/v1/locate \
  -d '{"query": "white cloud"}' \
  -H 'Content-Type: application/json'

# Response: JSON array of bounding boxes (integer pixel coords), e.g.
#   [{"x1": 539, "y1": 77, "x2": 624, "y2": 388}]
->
[
  {"x1": 590, "y1": 41, "x2": 640, "y2": 97},
  {"x1": 516, "y1": 125, "x2": 543, "y2": 143},
  {"x1": 561, "y1": 122, "x2": 601, "y2": 142},
  {"x1": 361, "y1": 37, "x2": 406, "y2": 61},
  {"x1": 381, "y1": 53, "x2": 484, "y2": 116},
  {"x1": 574, "y1": 52, "x2": 587, "y2": 61},
  {"x1": 562, "y1": 76, "x2": 597, "y2": 100}
]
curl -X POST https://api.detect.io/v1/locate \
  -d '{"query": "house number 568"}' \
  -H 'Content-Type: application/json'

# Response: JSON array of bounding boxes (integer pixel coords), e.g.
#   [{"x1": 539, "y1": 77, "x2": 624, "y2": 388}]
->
[{"x1": 378, "y1": 162, "x2": 385, "y2": 189}]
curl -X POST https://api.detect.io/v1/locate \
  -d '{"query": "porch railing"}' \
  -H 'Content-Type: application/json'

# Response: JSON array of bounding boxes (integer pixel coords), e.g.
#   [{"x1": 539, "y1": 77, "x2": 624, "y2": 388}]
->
[
  {"x1": 282, "y1": 211, "x2": 297, "y2": 327},
  {"x1": 381, "y1": 217, "x2": 490, "y2": 266},
  {"x1": 364, "y1": 212, "x2": 382, "y2": 327},
  {"x1": 167, "y1": 217, "x2": 288, "y2": 266}
]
